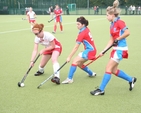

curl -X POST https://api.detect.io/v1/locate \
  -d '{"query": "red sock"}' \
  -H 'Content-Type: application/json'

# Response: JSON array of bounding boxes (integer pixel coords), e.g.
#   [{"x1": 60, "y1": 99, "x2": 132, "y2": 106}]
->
[
  {"x1": 54, "y1": 25, "x2": 57, "y2": 32},
  {"x1": 60, "y1": 24, "x2": 63, "y2": 31}
]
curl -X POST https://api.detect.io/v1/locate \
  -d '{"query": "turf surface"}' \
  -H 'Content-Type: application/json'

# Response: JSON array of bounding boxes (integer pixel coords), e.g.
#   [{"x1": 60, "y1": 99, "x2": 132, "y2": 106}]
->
[{"x1": 0, "y1": 15, "x2": 140, "y2": 113}]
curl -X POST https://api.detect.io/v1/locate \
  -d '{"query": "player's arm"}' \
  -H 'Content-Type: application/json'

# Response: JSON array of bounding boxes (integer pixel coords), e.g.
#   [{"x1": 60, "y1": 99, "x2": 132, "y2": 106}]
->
[
  {"x1": 61, "y1": 8, "x2": 63, "y2": 15},
  {"x1": 67, "y1": 43, "x2": 80, "y2": 62},
  {"x1": 60, "y1": 10, "x2": 63, "y2": 15},
  {"x1": 34, "y1": 13, "x2": 37, "y2": 19},
  {"x1": 116, "y1": 29, "x2": 130, "y2": 40},
  {"x1": 56, "y1": 10, "x2": 63, "y2": 17},
  {"x1": 40, "y1": 40, "x2": 55, "y2": 55},
  {"x1": 100, "y1": 36, "x2": 114, "y2": 56},
  {"x1": 58, "y1": 11, "x2": 63, "y2": 16},
  {"x1": 59, "y1": 12, "x2": 63, "y2": 15},
  {"x1": 116, "y1": 21, "x2": 130, "y2": 40}
]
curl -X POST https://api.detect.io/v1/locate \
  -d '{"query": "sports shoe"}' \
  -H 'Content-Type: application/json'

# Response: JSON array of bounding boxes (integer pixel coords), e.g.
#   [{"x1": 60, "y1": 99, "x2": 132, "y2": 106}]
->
[
  {"x1": 129, "y1": 77, "x2": 137, "y2": 91},
  {"x1": 88, "y1": 72, "x2": 96, "y2": 77},
  {"x1": 51, "y1": 77, "x2": 60, "y2": 84},
  {"x1": 34, "y1": 71, "x2": 44, "y2": 76},
  {"x1": 90, "y1": 89, "x2": 105, "y2": 96},
  {"x1": 62, "y1": 78, "x2": 73, "y2": 84}
]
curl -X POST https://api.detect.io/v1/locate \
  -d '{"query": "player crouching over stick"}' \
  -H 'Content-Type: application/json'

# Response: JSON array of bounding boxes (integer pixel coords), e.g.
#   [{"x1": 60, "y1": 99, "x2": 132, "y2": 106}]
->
[{"x1": 30, "y1": 23, "x2": 62, "y2": 84}]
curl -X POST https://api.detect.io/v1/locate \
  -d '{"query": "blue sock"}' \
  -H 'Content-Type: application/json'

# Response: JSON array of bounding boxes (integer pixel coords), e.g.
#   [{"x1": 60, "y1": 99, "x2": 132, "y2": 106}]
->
[
  {"x1": 82, "y1": 66, "x2": 93, "y2": 75},
  {"x1": 100, "y1": 73, "x2": 111, "y2": 91},
  {"x1": 68, "y1": 65, "x2": 77, "y2": 79},
  {"x1": 117, "y1": 70, "x2": 132, "y2": 82}
]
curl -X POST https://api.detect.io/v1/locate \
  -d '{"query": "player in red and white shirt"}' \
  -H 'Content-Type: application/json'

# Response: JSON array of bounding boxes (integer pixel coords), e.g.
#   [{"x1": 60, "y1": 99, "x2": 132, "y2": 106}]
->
[
  {"x1": 62, "y1": 16, "x2": 97, "y2": 84},
  {"x1": 30, "y1": 23, "x2": 62, "y2": 84},
  {"x1": 27, "y1": 7, "x2": 36, "y2": 31},
  {"x1": 52, "y1": 5, "x2": 63, "y2": 34}
]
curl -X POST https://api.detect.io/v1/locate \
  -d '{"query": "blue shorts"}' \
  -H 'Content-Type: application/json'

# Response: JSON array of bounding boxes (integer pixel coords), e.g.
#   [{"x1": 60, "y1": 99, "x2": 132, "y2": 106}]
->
[{"x1": 78, "y1": 49, "x2": 96, "y2": 60}]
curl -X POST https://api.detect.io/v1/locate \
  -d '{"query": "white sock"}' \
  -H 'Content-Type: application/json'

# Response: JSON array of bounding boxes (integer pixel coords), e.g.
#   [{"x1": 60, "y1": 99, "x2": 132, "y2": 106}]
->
[
  {"x1": 31, "y1": 25, "x2": 33, "y2": 31},
  {"x1": 38, "y1": 66, "x2": 44, "y2": 73},
  {"x1": 53, "y1": 62, "x2": 60, "y2": 78}
]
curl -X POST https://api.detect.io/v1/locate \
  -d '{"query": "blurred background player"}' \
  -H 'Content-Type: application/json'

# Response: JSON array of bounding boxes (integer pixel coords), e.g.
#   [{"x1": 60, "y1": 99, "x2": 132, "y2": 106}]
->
[
  {"x1": 22, "y1": 7, "x2": 29, "y2": 20},
  {"x1": 27, "y1": 7, "x2": 36, "y2": 31},
  {"x1": 25, "y1": 7, "x2": 29, "y2": 15},
  {"x1": 30, "y1": 23, "x2": 62, "y2": 84},
  {"x1": 62, "y1": 16, "x2": 97, "y2": 84},
  {"x1": 66, "y1": 6, "x2": 70, "y2": 15},
  {"x1": 52, "y1": 5, "x2": 63, "y2": 34},
  {"x1": 90, "y1": 0, "x2": 137, "y2": 96},
  {"x1": 48, "y1": 6, "x2": 54, "y2": 19}
]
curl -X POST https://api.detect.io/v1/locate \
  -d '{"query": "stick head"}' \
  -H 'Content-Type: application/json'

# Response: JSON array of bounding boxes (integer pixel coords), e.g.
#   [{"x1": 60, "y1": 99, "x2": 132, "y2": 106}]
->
[
  {"x1": 18, "y1": 82, "x2": 21, "y2": 87},
  {"x1": 18, "y1": 82, "x2": 25, "y2": 87},
  {"x1": 37, "y1": 85, "x2": 41, "y2": 89}
]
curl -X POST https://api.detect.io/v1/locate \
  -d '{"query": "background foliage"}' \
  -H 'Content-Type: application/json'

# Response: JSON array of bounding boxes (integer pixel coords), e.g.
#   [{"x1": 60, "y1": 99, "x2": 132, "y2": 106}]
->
[{"x1": 0, "y1": 0, "x2": 141, "y2": 9}]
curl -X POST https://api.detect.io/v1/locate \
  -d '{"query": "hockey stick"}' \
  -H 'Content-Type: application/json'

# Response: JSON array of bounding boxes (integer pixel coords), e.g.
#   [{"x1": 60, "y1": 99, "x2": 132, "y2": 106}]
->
[
  {"x1": 48, "y1": 16, "x2": 56, "y2": 23},
  {"x1": 82, "y1": 44, "x2": 114, "y2": 68},
  {"x1": 18, "y1": 54, "x2": 40, "y2": 87},
  {"x1": 37, "y1": 61, "x2": 67, "y2": 89}
]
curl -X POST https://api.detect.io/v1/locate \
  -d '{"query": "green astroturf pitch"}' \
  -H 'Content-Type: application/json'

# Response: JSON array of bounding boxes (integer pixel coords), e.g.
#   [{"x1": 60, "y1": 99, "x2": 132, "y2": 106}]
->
[{"x1": 0, "y1": 15, "x2": 141, "y2": 113}]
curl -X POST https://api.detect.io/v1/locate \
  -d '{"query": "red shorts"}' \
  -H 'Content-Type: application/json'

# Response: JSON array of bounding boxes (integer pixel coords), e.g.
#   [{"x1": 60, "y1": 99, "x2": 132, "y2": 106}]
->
[
  {"x1": 55, "y1": 16, "x2": 62, "y2": 22},
  {"x1": 43, "y1": 44, "x2": 62, "y2": 55},
  {"x1": 87, "y1": 50, "x2": 97, "y2": 60},
  {"x1": 29, "y1": 20, "x2": 35, "y2": 23}
]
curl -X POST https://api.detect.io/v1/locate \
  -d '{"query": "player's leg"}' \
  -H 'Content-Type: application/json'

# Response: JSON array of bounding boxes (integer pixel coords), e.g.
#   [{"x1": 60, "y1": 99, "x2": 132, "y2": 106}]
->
[
  {"x1": 30, "y1": 20, "x2": 35, "y2": 31},
  {"x1": 112, "y1": 50, "x2": 137, "y2": 90},
  {"x1": 113, "y1": 65, "x2": 137, "y2": 91},
  {"x1": 59, "y1": 22, "x2": 63, "y2": 32},
  {"x1": 62, "y1": 56, "x2": 83, "y2": 84},
  {"x1": 79, "y1": 50, "x2": 97, "y2": 77},
  {"x1": 52, "y1": 21, "x2": 57, "y2": 34},
  {"x1": 50, "y1": 50, "x2": 61, "y2": 84},
  {"x1": 90, "y1": 59, "x2": 117, "y2": 95},
  {"x1": 62, "y1": 55, "x2": 94, "y2": 84},
  {"x1": 34, "y1": 54, "x2": 51, "y2": 76},
  {"x1": 59, "y1": 16, "x2": 63, "y2": 31}
]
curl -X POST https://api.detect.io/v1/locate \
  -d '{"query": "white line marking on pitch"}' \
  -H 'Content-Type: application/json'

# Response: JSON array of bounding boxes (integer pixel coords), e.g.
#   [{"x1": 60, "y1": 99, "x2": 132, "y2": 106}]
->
[{"x1": 0, "y1": 18, "x2": 105, "y2": 34}]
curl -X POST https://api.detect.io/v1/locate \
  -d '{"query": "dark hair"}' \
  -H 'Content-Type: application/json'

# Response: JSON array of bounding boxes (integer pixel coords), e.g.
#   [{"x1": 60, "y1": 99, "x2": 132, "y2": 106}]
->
[{"x1": 77, "y1": 16, "x2": 89, "y2": 26}]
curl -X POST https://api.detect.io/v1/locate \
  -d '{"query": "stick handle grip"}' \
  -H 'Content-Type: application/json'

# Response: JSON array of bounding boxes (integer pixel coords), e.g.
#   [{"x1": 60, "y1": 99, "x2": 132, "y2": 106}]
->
[
  {"x1": 33, "y1": 54, "x2": 40, "y2": 63},
  {"x1": 102, "y1": 44, "x2": 113, "y2": 54}
]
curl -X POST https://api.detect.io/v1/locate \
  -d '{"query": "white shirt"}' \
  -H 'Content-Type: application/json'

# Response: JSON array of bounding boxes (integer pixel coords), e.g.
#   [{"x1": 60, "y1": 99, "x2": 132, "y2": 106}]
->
[
  {"x1": 27, "y1": 11, "x2": 35, "y2": 20},
  {"x1": 34, "y1": 31, "x2": 55, "y2": 47}
]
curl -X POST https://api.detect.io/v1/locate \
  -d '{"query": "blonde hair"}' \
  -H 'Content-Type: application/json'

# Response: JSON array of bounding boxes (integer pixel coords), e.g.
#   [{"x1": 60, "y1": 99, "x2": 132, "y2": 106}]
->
[{"x1": 106, "y1": 0, "x2": 121, "y2": 16}]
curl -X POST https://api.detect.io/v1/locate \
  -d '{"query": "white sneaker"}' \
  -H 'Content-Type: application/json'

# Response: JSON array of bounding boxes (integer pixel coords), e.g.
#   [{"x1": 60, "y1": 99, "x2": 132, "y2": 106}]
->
[
  {"x1": 62, "y1": 78, "x2": 73, "y2": 84},
  {"x1": 88, "y1": 72, "x2": 96, "y2": 77}
]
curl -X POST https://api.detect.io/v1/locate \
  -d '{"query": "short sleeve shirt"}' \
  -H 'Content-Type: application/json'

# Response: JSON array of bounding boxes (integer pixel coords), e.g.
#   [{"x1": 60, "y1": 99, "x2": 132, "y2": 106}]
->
[
  {"x1": 76, "y1": 27, "x2": 96, "y2": 51},
  {"x1": 34, "y1": 31, "x2": 55, "y2": 47}
]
